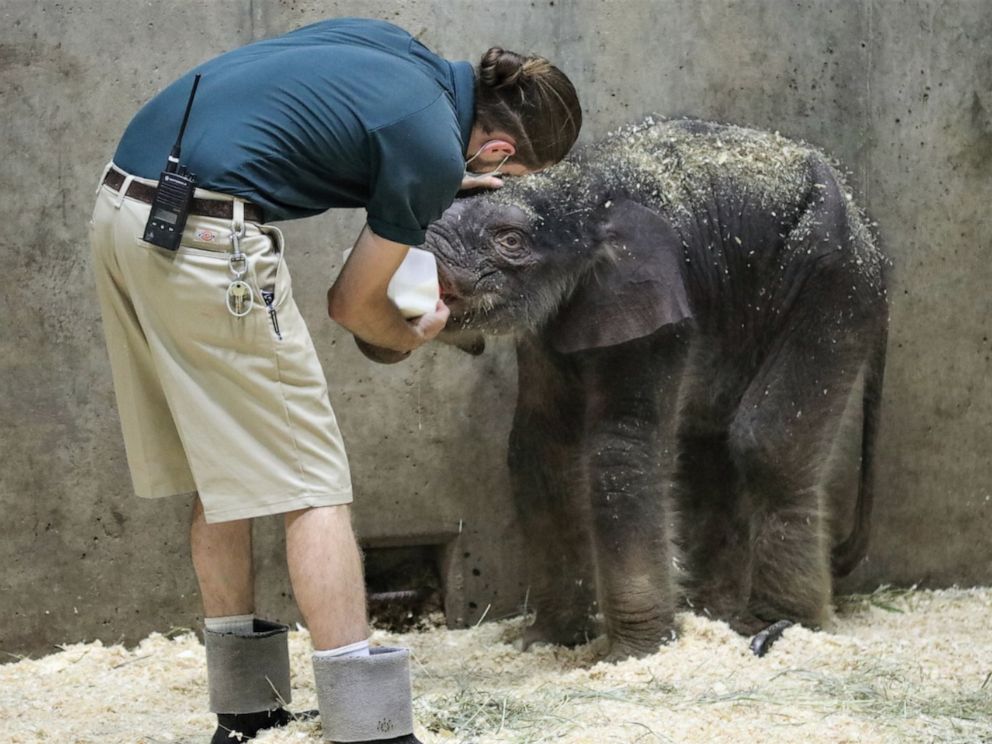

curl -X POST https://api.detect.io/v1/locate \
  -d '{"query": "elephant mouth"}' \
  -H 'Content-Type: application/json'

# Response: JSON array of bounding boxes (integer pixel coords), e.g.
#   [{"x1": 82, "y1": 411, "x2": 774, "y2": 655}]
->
[
  {"x1": 433, "y1": 259, "x2": 505, "y2": 330},
  {"x1": 436, "y1": 265, "x2": 459, "y2": 304},
  {"x1": 435, "y1": 262, "x2": 468, "y2": 315}
]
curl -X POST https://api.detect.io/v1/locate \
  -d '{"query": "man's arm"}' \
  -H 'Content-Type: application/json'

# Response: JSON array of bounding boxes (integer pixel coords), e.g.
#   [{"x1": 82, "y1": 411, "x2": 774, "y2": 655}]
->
[{"x1": 327, "y1": 225, "x2": 449, "y2": 352}]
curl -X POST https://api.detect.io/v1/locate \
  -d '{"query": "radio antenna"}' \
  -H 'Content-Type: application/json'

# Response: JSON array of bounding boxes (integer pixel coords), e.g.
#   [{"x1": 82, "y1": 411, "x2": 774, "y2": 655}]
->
[{"x1": 167, "y1": 73, "x2": 202, "y2": 173}]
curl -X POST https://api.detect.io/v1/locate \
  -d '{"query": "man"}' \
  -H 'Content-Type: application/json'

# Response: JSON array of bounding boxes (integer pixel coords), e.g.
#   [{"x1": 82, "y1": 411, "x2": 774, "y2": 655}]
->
[{"x1": 90, "y1": 17, "x2": 580, "y2": 743}]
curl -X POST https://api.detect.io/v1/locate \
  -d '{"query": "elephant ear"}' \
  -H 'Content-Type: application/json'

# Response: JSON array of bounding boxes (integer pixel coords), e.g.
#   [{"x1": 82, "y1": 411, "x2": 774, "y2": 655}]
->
[{"x1": 550, "y1": 198, "x2": 693, "y2": 354}]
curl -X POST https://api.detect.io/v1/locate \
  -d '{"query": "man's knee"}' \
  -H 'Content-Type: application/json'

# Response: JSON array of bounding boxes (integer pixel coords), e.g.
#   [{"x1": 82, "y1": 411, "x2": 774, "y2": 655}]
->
[{"x1": 284, "y1": 503, "x2": 354, "y2": 529}]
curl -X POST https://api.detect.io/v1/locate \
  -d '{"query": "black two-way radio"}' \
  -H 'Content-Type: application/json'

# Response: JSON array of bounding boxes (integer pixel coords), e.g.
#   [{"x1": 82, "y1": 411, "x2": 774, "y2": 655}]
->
[{"x1": 142, "y1": 74, "x2": 202, "y2": 251}]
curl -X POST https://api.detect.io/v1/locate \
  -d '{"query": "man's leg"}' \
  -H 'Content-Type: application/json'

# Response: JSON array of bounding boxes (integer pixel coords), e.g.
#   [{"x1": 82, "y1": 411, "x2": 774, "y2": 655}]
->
[
  {"x1": 191, "y1": 497, "x2": 254, "y2": 617},
  {"x1": 287, "y1": 505, "x2": 419, "y2": 743},
  {"x1": 285, "y1": 504, "x2": 368, "y2": 649},
  {"x1": 192, "y1": 497, "x2": 296, "y2": 743}
]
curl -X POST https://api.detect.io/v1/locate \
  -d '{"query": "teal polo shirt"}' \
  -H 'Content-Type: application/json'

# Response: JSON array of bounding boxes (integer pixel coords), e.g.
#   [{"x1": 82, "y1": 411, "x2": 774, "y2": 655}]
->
[{"x1": 114, "y1": 18, "x2": 475, "y2": 245}]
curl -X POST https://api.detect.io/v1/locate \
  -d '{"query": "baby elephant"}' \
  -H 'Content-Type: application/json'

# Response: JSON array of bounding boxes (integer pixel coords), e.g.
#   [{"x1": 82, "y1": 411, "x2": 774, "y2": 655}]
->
[{"x1": 421, "y1": 118, "x2": 888, "y2": 661}]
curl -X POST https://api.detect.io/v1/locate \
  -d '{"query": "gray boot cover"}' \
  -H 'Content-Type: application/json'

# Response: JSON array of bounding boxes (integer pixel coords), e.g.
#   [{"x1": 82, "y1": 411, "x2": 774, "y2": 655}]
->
[
  {"x1": 313, "y1": 647, "x2": 415, "y2": 742},
  {"x1": 204, "y1": 618, "x2": 293, "y2": 714}
]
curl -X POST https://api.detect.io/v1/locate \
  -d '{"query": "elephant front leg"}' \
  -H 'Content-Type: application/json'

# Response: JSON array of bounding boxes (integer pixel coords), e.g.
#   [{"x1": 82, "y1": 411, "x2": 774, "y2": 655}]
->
[
  {"x1": 581, "y1": 339, "x2": 685, "y2": 661},
  {"x1": 509, "y1": 427, "x2": 598, "y2": 649},
  {"x1": 508, "y1": 341, "x2": 599, "y2": 650},
  {"x1": 586, "y1": 412, "x2": 678, "y2": 661}
]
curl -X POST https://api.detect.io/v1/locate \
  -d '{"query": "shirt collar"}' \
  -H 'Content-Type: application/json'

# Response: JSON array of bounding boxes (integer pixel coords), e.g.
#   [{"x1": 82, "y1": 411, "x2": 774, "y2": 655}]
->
[{"x1": 449, "y1": 60, "x2": 476, "y2": 149}]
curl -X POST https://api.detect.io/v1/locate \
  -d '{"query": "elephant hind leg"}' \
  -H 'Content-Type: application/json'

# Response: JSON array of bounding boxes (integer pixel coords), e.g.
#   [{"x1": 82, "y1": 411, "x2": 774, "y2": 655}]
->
[
  {"x1": 678, "y1": 431, "x2": 826, "y2": 632},
  {"x1": 728, "y1": 330, "x2": 869, "y2": 630},
  {"x1": 746, "y1": 490, "x2": 832, "y2": 628},
  {"x1": 674, "y1": 431, "x2": 754, "y2": 624}
]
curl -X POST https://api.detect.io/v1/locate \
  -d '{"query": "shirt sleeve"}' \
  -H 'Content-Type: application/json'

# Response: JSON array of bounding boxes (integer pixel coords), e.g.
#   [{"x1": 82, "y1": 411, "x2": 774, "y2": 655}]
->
[{"x1": 365, "y1": 96, "x2": 465, "y2": 246}]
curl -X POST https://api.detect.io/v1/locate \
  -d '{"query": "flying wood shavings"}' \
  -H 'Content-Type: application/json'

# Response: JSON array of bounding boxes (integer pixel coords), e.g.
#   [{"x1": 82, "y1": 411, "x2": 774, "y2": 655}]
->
[{"x1": 1, "y1": 588, "x2": 990, "y2": 743}]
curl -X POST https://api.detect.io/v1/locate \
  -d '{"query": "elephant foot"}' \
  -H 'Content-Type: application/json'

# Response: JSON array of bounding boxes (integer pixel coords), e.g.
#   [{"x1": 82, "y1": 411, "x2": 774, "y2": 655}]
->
[
  {"x1": 748, "y1": 620, "x2": 794, "y2": 657},
  {"x1": 727, "y1": 612, "x2": 772, "y2": 637},
  {"x1": 516, "y1": 618, "x2": 596, "y2": 652},
  {"x1": 601, "y1": 631, "x2": 676, "y2": 664},
  {"x1": 602, "y1": 645, "x2": 654, "y2": 664},
  {"x1": 684, "y1": 590, "x2": 751, "y2": 628},
  {"x1": 599, "y1": 622, "x2": 679, "y2": 663}
]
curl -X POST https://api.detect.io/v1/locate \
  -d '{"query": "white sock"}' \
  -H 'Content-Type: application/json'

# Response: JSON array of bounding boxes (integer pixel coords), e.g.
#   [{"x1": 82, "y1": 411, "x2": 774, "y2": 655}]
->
[
  {"x1": 204, "y1": 613, "x2": 255, "y2": 635},
  {"x1": 312, "y1": 638, "x2": 371, "y2": 659}
]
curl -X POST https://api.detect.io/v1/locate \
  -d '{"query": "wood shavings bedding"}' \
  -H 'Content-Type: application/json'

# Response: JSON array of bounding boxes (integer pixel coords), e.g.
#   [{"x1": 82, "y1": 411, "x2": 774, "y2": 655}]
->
[{"x1": 2, "y1": 587, "x2": 989, "y2": 743}]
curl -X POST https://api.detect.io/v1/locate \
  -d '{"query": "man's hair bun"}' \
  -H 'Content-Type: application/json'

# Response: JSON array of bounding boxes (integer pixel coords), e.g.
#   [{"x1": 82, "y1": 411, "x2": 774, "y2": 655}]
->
[
  {"x1": 479, "y1": 47, "x2": 528, "y2": 89},
  {"x1": 474, "y1": 46, "x2": 582, "y2": 168}
]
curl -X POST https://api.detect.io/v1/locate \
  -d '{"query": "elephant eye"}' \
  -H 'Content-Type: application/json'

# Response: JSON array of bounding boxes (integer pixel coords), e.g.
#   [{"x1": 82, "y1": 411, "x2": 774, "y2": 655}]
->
[{"x1": 495, "y1": 229, "x2": 527, "y2": 256}]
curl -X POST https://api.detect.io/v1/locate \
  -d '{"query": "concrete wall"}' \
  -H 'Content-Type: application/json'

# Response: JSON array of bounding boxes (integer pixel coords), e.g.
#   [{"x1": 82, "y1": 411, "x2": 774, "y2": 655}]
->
[{"x1": 1, "y1": 0, "x2": 989, "y2": 657}]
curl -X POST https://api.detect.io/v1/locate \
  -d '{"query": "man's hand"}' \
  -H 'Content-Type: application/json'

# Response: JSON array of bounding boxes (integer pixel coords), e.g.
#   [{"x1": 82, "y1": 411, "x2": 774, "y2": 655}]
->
[
  {"x1": 411, "y1": 300, "x2": 450, "y2": 342},
  {"x1": 460, "y1": 173, "x2": 504, "y2": 190}
]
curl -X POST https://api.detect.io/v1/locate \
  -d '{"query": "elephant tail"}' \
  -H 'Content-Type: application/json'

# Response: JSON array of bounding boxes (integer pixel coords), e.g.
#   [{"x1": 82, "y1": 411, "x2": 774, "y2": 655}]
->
[{"x1": 831, "y1": 322, "x2": 888, "y2": 578}]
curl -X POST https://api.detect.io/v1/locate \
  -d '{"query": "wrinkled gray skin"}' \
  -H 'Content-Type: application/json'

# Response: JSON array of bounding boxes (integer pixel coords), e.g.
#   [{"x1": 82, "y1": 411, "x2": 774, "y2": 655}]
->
[{"x1": 418, "y1": 118, "x2": 888, "y2": 662}]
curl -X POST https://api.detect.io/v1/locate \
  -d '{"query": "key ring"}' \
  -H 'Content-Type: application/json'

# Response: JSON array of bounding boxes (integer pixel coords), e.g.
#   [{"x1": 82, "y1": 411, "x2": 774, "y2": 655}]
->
[
  {"x1": 226, "y1": 220, "x2": 254, "y2": 317},
  {"x1": 226, "y1": 280, "x2": 254, "y2": 317}
]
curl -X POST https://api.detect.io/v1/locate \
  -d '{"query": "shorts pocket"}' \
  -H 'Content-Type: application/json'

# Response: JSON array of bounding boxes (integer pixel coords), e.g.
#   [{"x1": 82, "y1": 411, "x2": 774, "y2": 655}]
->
[
  {"x1": 178, "y1": 244, "x2": 231, "y2": 260},
  {"x1": 254, "y1": 225, "x2": 291, "y2": 309}
]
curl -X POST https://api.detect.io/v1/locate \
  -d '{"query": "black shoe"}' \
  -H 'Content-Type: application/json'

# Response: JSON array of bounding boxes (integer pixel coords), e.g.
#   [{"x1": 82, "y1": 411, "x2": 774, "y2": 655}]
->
[{"x1": 211, "y1": 707, "x2": 316, "y2": 742}]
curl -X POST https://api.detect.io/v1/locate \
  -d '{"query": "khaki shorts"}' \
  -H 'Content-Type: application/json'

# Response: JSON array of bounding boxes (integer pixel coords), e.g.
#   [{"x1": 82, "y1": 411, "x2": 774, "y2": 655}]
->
[{"x1": 89, "y1": 165, "x2": 352, "y2": 523}]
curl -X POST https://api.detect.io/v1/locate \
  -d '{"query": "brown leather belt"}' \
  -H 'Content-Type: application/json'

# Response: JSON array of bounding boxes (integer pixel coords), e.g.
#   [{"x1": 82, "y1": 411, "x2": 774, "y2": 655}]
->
[{"x1": 102, "y1": 169, "x2": 265, "y2": 223}]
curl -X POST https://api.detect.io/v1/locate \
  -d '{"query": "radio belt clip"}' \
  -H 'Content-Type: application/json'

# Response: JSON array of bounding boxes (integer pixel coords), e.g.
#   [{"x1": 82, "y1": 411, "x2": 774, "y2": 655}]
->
[{"x1": 143, "y1": 74, "x2": 202, "y2": 251}]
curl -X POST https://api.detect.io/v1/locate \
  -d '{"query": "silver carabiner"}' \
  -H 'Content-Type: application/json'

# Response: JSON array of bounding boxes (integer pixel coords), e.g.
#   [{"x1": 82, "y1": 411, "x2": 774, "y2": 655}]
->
[
  {"x1": 227, "y1": 219, "x2": 252, "y2": 317},
  {"x1": 229, "y1": 251, "x2": 249, "y2": 280},
  {"x1": 229, "y1": 222, "x2": 247, "y2": 274}
]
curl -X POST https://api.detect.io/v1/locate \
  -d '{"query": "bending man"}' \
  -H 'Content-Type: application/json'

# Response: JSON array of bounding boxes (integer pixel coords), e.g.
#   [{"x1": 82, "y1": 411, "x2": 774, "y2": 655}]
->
[{"x1": 89, "y1": 16, "x2": 581, "y2": 744}]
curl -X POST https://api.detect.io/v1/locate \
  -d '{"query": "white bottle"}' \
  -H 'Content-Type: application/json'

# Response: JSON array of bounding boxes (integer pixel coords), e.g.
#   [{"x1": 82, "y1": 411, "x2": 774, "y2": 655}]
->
[
  {"x1": 342, "y1": 246, "x2": 440, "y2": 319},
  {"x1": 386, "y1": 247, "x2": 441, "y2": 318}
]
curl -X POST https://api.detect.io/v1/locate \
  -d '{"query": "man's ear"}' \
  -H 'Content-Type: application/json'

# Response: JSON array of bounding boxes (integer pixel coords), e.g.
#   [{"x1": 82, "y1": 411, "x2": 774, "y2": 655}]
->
[
  {"x1": 478, "y1": 139, "x2": 516, "y2": 160},
  {"x1": 549, "y1": 199, "x2": 693, "y2": 354}
]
